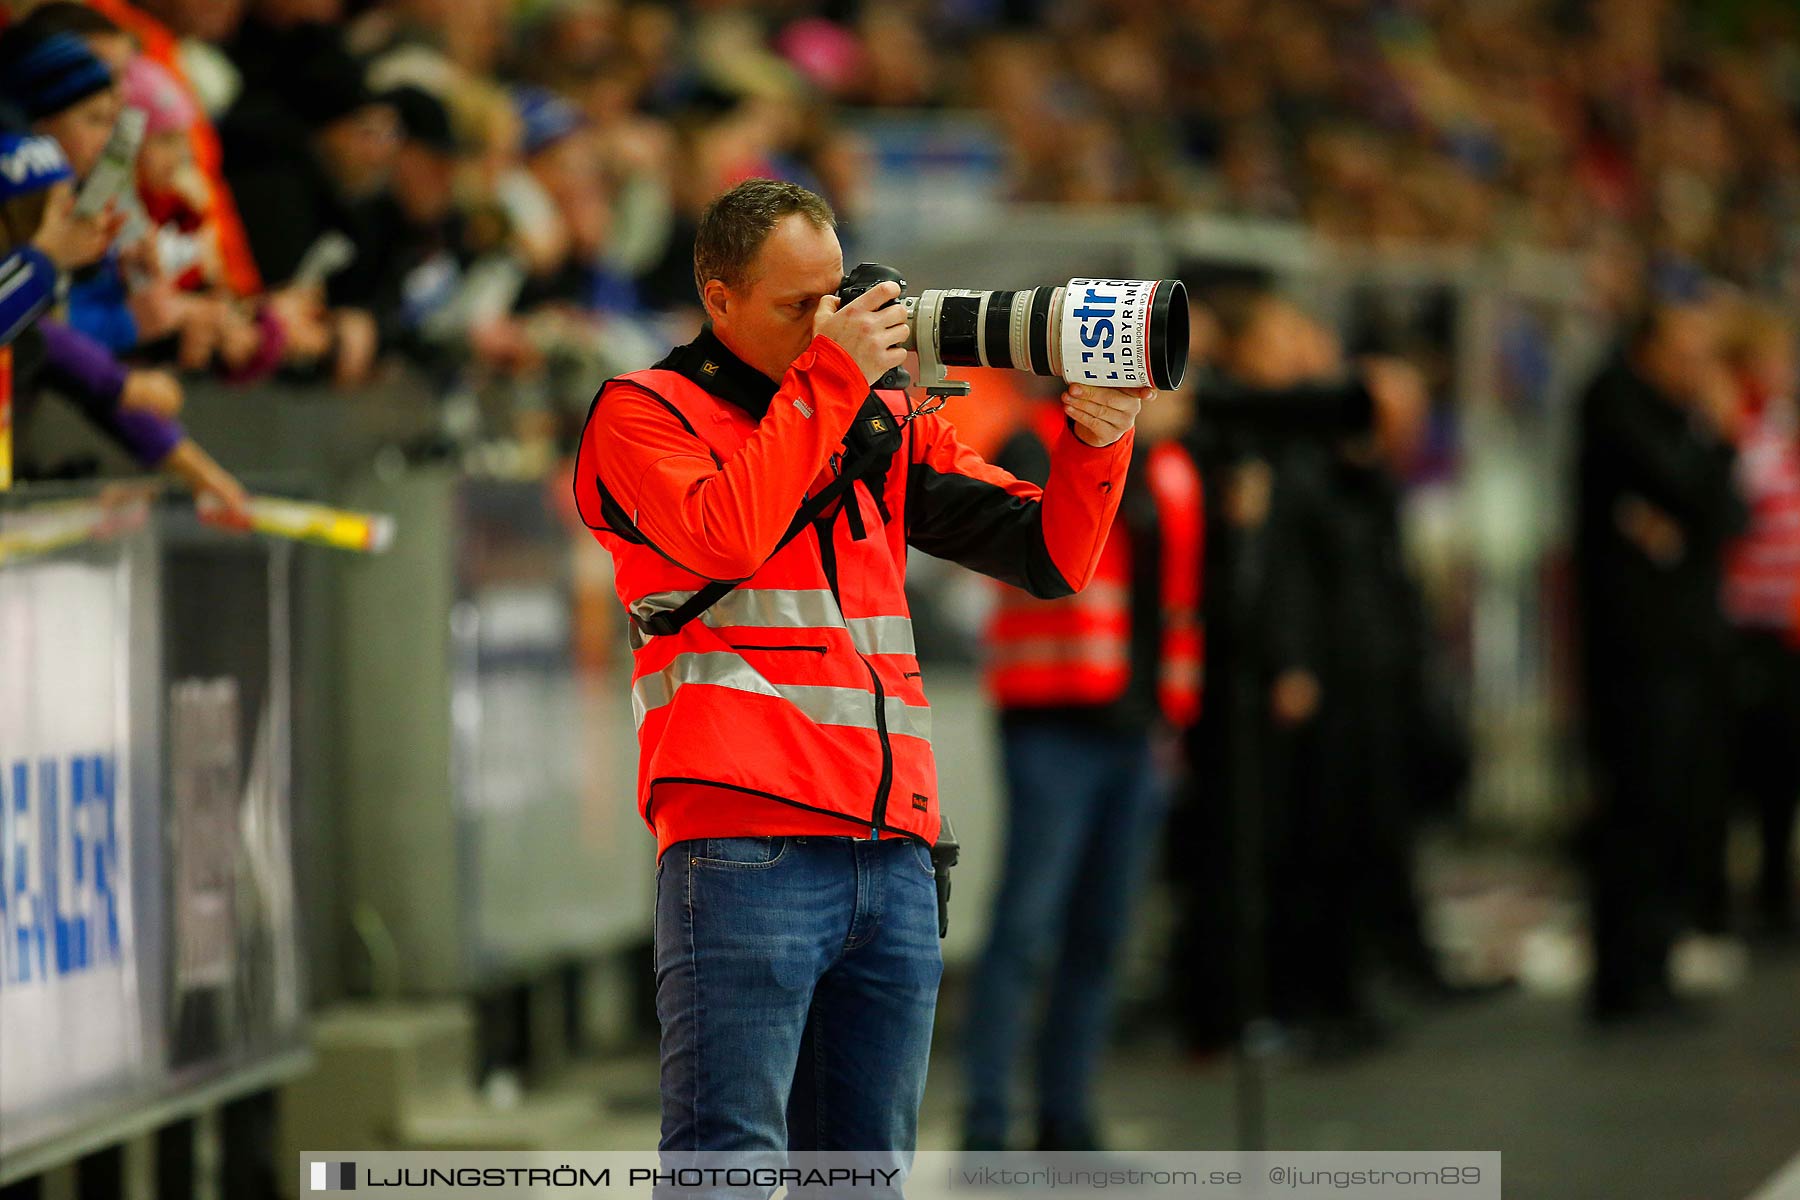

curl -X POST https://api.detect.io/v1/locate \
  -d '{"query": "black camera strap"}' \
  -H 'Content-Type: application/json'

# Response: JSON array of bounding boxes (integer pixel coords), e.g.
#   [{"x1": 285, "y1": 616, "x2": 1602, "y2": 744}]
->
[{"x1": 633, "y1": 395, "x2": 904, "y2": 639}]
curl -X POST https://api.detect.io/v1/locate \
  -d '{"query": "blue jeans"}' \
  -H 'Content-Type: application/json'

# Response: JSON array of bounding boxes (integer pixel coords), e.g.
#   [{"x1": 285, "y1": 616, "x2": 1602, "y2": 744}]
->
[
  {"x1": 962, "y1": 721, "x2": 1168, "y2": 1144},
  {"x1": 654, "y1": 835, "x2": 943, "y2": 1172}
]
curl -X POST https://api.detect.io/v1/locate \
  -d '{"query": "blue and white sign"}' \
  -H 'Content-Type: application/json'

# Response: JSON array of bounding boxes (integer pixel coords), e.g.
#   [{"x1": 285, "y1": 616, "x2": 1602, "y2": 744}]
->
[
  {"x1": 0, "y1": 557, "x2": 144, "y2": 1127},
  {"x1": 1059, "y1": 277, "x2": 1160, "y2": 389}
]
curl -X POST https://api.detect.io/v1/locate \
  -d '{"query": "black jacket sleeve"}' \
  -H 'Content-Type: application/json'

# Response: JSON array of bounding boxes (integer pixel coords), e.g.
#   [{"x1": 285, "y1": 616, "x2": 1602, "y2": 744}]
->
[
  {"x1": 1259, "y1": 448, "x2": 1331, "y2": 678},
  {"x1": 903, "y1": 409, "x2": 1132, "y2": 598}
]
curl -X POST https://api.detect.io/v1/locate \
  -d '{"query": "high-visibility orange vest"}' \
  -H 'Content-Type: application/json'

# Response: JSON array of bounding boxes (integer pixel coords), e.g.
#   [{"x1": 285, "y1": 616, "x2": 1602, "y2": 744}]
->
[
  {"x1": 986, "y1": 409, "x2": 1204, "y2": 727},
  {"x1": 592, "y1": 368, "x2": 939, "y2": 850}
]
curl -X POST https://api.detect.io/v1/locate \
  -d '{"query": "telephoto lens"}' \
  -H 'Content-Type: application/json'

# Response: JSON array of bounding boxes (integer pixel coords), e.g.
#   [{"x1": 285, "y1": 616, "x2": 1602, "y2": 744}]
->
[
  {"x1": 839, "y1": 265, "x2": 1190, "y2": 395},
  {"x1": 916, "y1": 279, "x2": 1189, "y2": 391}
]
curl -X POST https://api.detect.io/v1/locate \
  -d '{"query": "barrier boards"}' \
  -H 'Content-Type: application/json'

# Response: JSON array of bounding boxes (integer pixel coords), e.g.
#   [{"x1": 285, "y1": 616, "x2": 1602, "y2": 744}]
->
[{"x1": 0, "y1": 495, "x2": 308, "y2": 1181}]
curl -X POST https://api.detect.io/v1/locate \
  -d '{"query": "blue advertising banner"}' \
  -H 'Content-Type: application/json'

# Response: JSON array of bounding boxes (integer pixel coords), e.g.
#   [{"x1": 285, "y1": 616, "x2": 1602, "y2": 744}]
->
[{"x1": 0, "y1": 547, "x2": 152, "y2": 1150}]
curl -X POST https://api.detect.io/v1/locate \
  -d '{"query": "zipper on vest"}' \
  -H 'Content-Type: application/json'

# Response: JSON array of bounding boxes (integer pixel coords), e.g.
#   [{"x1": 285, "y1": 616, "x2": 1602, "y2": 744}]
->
[
  {"x1": 815, "y1": 514, "x2": 895, "y2": 835},
  {"x1": 728, "y1": 643, "x2": 828, "y2": 654},
  {"x1": 866, "y1": 664, "x2": 894, "y2": 837}
]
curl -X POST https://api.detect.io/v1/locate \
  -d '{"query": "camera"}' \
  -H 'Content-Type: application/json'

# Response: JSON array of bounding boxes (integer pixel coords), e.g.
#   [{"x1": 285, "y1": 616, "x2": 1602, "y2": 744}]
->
[{"x1": 838, "y1": 263, "x2": 1189, "y2": 399}]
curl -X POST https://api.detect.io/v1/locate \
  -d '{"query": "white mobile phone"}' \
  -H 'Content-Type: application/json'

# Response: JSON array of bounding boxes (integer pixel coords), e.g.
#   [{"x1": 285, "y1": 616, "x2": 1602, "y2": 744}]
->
[
  {"x1": 290, "y1": 231, "x2": 356, "y2": 288},
  {"x1": 73, "y1": 107, "x2": 148, "y2": 219}
]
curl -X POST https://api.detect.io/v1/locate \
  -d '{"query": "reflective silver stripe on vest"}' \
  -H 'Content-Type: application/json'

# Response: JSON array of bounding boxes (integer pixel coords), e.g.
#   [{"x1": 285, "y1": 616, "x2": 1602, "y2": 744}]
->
[
  {"x1": 633, "y1": 650, "x2": 931, "y2": 742},
  {"x1": 846, "y1": 615, "x2": 916, "y2": 657},
  {"x1": 631, "y1": 588, "x2": 916, "y2": 657},
  {"x1": 881, "y1": 694, "x2": 931, "y2": 741},
  {"x1": 632, "y1": 587, "x2": 844, "y2": 631}
]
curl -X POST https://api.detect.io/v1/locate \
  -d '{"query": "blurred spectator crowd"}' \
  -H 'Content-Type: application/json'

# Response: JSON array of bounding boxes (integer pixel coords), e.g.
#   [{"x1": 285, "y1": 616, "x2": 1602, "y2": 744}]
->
[
  {"x1": 6, "y1": 0, "x2": 1800, "y2": 500},
  {"x1": 1139, "y1": 0, "x2": 1800, "y2": 308}
]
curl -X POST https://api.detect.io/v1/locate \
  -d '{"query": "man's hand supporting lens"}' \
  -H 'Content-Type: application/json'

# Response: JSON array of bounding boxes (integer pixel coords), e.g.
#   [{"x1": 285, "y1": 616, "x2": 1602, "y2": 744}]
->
[{"x1": 1061, "y1": 382, "x2": 1157, "y2": 447}]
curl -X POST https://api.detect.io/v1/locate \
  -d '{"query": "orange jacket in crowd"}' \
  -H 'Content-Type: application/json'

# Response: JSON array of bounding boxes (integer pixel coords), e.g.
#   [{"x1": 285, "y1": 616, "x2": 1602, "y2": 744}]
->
[
  {"x1": 87, "y1": 0, "x2": 264, "y2": 298},
  {"x1": 985, "y1": 403, "x2": 1204, "y2": 729}
]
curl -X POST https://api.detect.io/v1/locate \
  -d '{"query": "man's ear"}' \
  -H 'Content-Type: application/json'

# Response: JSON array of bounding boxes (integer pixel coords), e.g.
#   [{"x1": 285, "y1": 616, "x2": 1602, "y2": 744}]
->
[{"x1": 700, "y1": 279, "x2": 730, "y2": 324}]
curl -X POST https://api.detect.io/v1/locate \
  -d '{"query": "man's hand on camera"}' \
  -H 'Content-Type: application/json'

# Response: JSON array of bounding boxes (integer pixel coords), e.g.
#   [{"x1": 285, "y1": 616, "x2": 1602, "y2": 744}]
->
[
  {"x1": 814, "y1": 280, "x2": 909, "y2": 386},
  {"x1": 1062, "y1": 383, "x2": 1155, "y2": 447}
]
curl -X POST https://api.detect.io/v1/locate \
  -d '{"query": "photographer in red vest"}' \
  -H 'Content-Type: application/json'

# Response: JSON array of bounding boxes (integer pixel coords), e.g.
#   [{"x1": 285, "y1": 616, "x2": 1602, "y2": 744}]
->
[
  {"x1": 573, "y1": 178, "x2": 1154, "y2": 1166},
  {"x1": 964, "y1": 385, "x2": 1203, "y2": 1151}
]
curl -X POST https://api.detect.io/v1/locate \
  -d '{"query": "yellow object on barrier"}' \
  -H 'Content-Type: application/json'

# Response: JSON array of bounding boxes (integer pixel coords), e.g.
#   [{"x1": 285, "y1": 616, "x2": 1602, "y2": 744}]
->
[
  {"x1": 238, "y1": 496, "x2": 396, "y2": 553},
  {"x1": 1, "y1": 491, "x2": 394, "y2": 565}
]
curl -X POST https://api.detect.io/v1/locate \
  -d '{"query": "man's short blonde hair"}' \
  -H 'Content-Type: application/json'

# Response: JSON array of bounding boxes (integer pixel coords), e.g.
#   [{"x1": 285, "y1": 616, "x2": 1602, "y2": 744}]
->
[{"x1": 692, "y1": 178, "x2": 836, "y2": 300}]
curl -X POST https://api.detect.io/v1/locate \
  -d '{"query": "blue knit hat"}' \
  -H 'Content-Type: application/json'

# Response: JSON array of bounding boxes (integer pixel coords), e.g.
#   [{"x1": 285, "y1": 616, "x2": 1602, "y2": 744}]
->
[
  {"x1": 514, "y1": 86, "x2": 586, "y2": 157},
  {"x1": 0, "y1": 132, "x2": 74, "y2": 202},
  {"x1": 0, "y1": 31, "x2": 114, "y2": 123}
]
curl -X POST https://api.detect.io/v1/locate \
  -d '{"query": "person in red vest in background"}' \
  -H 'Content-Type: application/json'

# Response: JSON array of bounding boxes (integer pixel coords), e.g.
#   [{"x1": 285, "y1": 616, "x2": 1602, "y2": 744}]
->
[
  {"x1": 1718, "y1": 305, "x2": 1800, "y2": 938},
  {"x1": 962, "y1": 381, "x2": 1202, "y2": 1152}
]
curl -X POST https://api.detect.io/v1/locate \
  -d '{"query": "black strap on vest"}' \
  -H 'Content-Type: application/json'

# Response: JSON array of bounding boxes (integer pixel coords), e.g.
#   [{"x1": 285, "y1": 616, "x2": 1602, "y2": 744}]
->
[{"x1": 630, "y1": 393, "x2": 905, "y2": 639}]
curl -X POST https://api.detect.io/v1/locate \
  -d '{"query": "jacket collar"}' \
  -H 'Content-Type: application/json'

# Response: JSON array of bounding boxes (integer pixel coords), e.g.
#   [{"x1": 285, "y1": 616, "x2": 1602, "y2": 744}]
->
[{"x1": 654, "y1": 325, "x2": 778, "y2": 420}]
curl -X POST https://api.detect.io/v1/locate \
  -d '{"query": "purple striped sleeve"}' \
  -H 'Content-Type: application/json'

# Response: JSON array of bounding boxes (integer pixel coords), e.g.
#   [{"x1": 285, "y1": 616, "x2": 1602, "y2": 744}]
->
[{"x1": 36, "y1": 317, "x2": 186, "y2": 466}]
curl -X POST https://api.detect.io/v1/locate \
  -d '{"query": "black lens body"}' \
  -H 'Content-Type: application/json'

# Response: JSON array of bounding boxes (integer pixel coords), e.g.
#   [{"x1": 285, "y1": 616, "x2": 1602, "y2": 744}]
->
[
  {"x1": 1146, "y1": 280, "x2": 1189, "y2": 391},
  {"x1": 924, "y1": 288, "x2": 1060, "y2": 377}
]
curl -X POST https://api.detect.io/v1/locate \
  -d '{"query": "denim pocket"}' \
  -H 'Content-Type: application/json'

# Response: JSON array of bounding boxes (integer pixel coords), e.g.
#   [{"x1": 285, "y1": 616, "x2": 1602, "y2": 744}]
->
[
  {"x1": 692, "y1": 835, "x2": 789, "y2": 869},
  {"x1": 909, "y1": 838, "x2": 936, "y2": 878}
]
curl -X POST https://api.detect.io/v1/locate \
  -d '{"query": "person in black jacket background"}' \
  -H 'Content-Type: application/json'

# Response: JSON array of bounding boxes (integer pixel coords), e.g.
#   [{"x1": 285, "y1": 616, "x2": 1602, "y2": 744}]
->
[
  {"x1": 1256, "y1": 367, "x2": 1445, "y2": 1057},
  {"x1": 1169, "y1": 284, "x2": 1397, "y2": 1056},
  {"x1": 218, "y1": 21, "x2": 392, "y2": 386},
  {"x1": 1574, "y1": 295, "x2": 1748, "y2": 1025}
]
